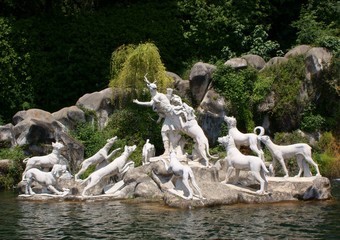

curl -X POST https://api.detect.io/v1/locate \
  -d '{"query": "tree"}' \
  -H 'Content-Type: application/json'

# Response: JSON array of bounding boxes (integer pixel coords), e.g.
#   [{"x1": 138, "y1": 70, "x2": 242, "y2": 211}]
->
[
  {"x1": 0, "y1": 18, "x2": 34, "y2": 122},
  {"x1": 109, "y1": 42, "x2": 173, "y2": 100}
]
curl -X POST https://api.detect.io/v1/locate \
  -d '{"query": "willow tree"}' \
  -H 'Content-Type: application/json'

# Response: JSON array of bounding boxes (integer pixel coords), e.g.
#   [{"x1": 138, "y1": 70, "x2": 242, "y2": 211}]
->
[{"x1": 109, "y1": 42, "x2": 173, "y2": 101}]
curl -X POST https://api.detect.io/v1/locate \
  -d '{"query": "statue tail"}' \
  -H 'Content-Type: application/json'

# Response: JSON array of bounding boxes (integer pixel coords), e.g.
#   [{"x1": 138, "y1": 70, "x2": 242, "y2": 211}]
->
[{"x1": 254, "y1": 126, "x2": 265, "y2": 136}]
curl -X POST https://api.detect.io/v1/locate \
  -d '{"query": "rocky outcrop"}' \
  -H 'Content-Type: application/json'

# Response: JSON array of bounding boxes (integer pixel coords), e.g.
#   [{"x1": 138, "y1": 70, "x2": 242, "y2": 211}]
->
[
  {"x1": 305, "y1": 47, "x2": 333, "y2": 80},
  {"x1": 224, "y1": 57, "x2": 247, "y2": 69},
  {"x1": 76, "y1": 88, "x2": 114, "y2": 129},
  {"x1": 198, "y1": 89, "x2": 226, "y2": 144},
  {"x1": 52, "y1": 106, "x2": 85, "y2": 130},
  {"x1": 242, "y1": 54, "x2": 266, "y2": 70},
  {"x1": 284, "y1": 45, "x2": 312, "y2": 58},
  {"x1": 189, "y1": 62, "x2": 216, "y2": 105},
  {"x1": 12, "y1": 109, "x2": 64, "y2": 147},
  {"x1": 0, "y1": 123, "x2": 15, "y2": 148},
  {"x1": 17, "y1": 160, "x2": 332, "y2": 209}
]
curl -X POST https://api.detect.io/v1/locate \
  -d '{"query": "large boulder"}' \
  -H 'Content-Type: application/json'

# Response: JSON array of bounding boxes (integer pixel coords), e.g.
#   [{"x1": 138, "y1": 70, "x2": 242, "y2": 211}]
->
[
  {"x1": 262, "y1": 57, "x2": 288, "y2": 70},
  {"x1": 242, "y1": 54, "x2": 266, "y2": 70},
  {"x1": 284, "y1": 45, "x2": 312, "y2": 58},
  {"x1": 12, "y1": 109, "x2": 64, "y2": 147},
  {"x1": 305, "y1": 47, "x2": 333, "y2": 80},
  {"x1": 189, "y1": 62, "x2": 216, "y2": 105},
  {"x1": 76, "y1": 88, "x2": 114, "y2": 129},
  {"x1": 52, "y1": 106, "x2": 85, "y2": 131},
  {"x1": 224, "y1": 57, "x2": 247, "y2": 69},
  {"x1": 0, "y1": 123, "x2": 15, "y2": 147},
  {"x1": 197, "y1": 89, "x2": 226, "y2": 144}
]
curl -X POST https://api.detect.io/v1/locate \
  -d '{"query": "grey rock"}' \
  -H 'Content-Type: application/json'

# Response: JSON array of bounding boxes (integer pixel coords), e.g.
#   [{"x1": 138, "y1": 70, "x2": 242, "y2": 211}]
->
[
  {"x1": 285, "y1": 45, "x2": 312, "y2": 58},
  {"x1": 224, "y1": 58, "x2": 247, "y2": 69},
  {"x1": 189, "y1": 62, "x2": 216, "y2": 105},
  {"x1": 242, "y1": 54, "x2": 266, "y2": 70}
]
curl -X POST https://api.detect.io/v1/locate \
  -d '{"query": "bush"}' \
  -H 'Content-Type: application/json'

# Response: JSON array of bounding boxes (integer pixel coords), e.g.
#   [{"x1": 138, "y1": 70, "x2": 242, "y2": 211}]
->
[
  {"x1": 213, "y1": 64, "x2": 258, "y2": 131},
  {"x1": 313, "y1": 132, "x2": 340, "y2": 178},
  {"x1": 0, "y1": 147, "x2": 25, "y2": 190}
]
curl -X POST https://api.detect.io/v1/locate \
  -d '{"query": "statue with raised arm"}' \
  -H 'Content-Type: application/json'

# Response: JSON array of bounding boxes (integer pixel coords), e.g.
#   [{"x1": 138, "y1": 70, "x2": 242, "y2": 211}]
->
[
  {"x1": 75, "y1": 136, "x2": 120, "y2": 181},
  {"x1": 133, "y1": 75, "x2": 181, "y2": 156}
]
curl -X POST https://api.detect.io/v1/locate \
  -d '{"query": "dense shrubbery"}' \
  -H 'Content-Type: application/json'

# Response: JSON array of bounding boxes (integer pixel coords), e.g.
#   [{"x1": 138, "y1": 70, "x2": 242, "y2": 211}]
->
[{"x1": 0, "y1": 147, "x2": 25, "y2": 190}]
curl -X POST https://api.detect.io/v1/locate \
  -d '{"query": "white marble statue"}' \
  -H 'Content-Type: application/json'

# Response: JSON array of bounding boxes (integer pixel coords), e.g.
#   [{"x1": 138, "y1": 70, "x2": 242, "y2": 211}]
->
[
  {"x1": 133, "y1": 75, "x2": 215, "y2": 166},
  {"x1": 218, "y1": 135, "x2": 269, "y2": 194},
  {"x1": 161, "y1": 151, "x2": 203, "y2": 200},
  {"x1": 81, "y1": 145, "x2": 136, "y2": 196},
  {"x1": 224, "y1": 116, "x2": 265, "y2": 161},
  {"x1": 75, "y1": 136, "x2": 120, "y2": 181},
  {"x1": 23, "y1": 164, "x2": 68, "y2": 195},
  {"x1": 22, "y1": 141, "x2": 67, "y2": 180},
  {"x1": 259, "y1": 135, "x2": 321, "y2": 178},
  {"x1": 170, "y1": 93, "x2": 217, "y2": 166},
  {"x1": 142, "y1": 139, "x2": 155, "y2": 165},
  {"x1": 133, "y1": 75, "x2": 181, "y2": 157}
]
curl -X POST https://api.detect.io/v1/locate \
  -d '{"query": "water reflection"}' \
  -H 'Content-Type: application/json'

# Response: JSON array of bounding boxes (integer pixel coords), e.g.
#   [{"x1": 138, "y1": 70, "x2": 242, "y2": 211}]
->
[{"x1": 1, "y1": 181, "x2": 340, "y2": 239}]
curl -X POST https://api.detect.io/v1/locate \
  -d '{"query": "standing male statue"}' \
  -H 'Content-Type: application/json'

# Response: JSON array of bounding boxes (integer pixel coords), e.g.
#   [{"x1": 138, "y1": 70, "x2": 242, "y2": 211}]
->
[
  {"x1": 133, "y1": 75, "x2": 181, "y2": 156},
  {"x1": 133, "y1": 75, "x2": 216, "y2": 166}
]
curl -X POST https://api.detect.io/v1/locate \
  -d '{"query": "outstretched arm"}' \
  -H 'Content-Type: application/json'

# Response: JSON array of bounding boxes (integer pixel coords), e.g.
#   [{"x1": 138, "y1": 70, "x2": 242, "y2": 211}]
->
[{"x1": 133, "y1": 99, "x2": 154, "y2": 107}]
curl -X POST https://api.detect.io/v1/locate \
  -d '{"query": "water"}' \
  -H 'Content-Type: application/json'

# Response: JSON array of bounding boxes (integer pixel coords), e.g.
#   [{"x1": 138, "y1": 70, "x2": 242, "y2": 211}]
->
[{"x1": 1, "y1": 181, "x2": 340, "y2": 239}]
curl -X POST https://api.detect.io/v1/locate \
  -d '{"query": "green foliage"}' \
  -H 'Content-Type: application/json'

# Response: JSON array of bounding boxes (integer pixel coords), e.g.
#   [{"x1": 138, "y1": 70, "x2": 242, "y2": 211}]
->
[
  {"x1": 110, "y1": 44, "x2": 136, "y2": 80},
  {"x1": 300, "y1": 105, "x2": 325, "y2": 132},
  {"x1": 110, "y1": 42, "x2": 173, "y2": 101},
  {"x1": 212, "y1": 64, "x2": 257, "y2": 131},
  {"x1": 0, "y1": 17, "x2": 34, "y2": 122},
  {"x1": 313, "y1": 132, "x2": 340, "y2": 178},
  {"x1": 257, "y1": 56, "x2": 306, "y2": 130},
  {"x1": 0, "y1": 147, "x2": 25, "y2": 190},
  {"x1": 251, "y1": 75, "x2": 274, "y2": 106},
  {"x1": 293, "y1": 0, "x2": 340, "y2": 53},
  {"x1": 242, "y1": 25, "x2": 282, "y2": 61}
]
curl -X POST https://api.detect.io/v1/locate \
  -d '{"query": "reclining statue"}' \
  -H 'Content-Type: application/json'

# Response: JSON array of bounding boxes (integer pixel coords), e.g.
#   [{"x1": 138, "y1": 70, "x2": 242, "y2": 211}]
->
[
  {"x1": 22, "y1": 164, "x2": 68, "y2": 195},
  {"x1": 81, "y1": 145, "x2": 136, "y2": 196},
  {"x1": 22, "y1": 141, "x2": 67, "y2": 180},
  {"x1": 75, "y1": 136, "x2": 120, "y2": 181}
]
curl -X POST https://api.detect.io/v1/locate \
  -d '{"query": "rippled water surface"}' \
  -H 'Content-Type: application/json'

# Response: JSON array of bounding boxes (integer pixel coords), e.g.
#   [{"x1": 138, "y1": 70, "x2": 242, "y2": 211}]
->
[{"x1": 1, "y1": 181, "x2": 340, "y2": 239}]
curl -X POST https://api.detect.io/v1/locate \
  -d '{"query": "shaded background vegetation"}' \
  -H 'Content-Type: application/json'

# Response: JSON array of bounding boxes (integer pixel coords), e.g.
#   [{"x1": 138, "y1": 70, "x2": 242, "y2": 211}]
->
[{"x1": 0, "y1": 0, "x2": 338, "y2": 123}]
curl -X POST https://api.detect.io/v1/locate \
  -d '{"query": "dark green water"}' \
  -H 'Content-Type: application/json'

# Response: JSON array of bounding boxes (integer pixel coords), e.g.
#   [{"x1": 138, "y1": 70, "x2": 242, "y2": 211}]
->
[{"x1": 1, "y1": 181, "x2": 340, "y2": 239}]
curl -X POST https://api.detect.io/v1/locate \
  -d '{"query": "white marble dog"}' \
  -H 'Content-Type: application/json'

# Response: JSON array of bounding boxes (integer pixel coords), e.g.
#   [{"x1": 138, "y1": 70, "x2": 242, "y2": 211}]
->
[
  {"x1": 23, "y1": 164, "x2": 68, "y2": 195},
  {"x1": 75, "y1": 136, "x2": 120, "y2": 181},
  {"x1": 218, "y1": 135, "x2": 269, "y2": 194},
  {"x1": 142, "y1": 139, "x2": 155, "y2": 165},
  {"x1": 224, "y1": 116, "x2": 265, "y2": 161},
  {"x1": 22, "y1": 141, "x2": 66, "y2": 180},
  {"x1": 161, "y1": 151, "x2": 203, "y2": 200},
  {"x1": 81, "y1": 145, "x2": 136, "y2": 196},
  {"x1": 259, "y1": 135, "x2": 321, "y2": 178}
]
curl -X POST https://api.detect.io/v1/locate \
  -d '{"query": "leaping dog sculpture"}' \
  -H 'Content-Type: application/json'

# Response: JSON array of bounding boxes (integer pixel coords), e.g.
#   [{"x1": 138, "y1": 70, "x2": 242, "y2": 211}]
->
[
  {"x1": 81, "y1": 145, "x2": 136, "y2": 196},
  {"x1": 75, "y1": 136, "x2": 120, "y2": 181}
]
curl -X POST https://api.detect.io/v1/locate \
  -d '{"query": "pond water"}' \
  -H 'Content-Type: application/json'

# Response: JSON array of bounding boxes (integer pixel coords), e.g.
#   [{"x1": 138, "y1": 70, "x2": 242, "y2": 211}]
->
[{"x1": 1, "y1": 180, "x2": 340, "y2": 239}]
